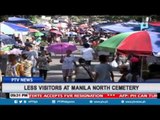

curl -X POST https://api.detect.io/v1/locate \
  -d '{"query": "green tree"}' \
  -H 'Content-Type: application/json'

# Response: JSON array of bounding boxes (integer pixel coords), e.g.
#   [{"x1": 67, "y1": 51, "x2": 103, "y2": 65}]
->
[{"x1": 0, "y1": 15, "x2": 9, "y2": 22}]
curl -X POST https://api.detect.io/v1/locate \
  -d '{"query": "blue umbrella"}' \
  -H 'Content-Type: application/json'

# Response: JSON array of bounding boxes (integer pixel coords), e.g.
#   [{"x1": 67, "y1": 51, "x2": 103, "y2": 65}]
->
[
  {"x1": 101, "y1": 22, "x2": 140, "y2": 33},
  {"x1": 149, "y1": 31, "x2": 160, "y2": 56},
  {"x1": 32, "y1": 24, "x2": 46, "y2": 28},
  {"x1": 7, "y1": 17, "x2": 33, "y2": 26},
  {"x1": 0, "y1": 34, "x2": 16, "y2": 45}
]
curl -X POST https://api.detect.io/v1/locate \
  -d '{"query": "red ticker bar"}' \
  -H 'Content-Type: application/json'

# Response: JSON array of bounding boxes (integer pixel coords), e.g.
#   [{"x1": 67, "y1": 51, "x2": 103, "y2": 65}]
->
[{"x1": 28, "y1": 93, "x2": 157, "y2": 98}]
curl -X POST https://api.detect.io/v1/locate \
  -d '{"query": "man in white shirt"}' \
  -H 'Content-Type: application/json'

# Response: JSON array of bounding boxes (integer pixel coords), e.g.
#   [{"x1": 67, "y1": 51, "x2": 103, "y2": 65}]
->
[{"x1": 80, "y1": 43, "x2": 95, "y2": 66}]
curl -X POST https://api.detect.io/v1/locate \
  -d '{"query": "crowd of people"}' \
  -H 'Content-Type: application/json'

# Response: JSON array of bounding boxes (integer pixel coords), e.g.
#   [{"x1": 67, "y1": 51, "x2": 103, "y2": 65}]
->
[{"x1": 1, "y1": 20, "x2": 158, "y2": 83}]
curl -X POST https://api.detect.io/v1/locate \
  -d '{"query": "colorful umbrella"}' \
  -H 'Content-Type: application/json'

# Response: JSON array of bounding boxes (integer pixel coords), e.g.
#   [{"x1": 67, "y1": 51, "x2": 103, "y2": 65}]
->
[
  {"x1": 29, "y1": 28, "x2": 39, "y2": 33},
  {"x1": 79, "y1": 24, "x2": 88, "y2": 28},
  {"x1": 17, "y1": 24, "x2": 39, "y2": 33},
  {"x1": 97, "y1": 31, "x2": 160, "y2": 56},
  {"x1": 0, "y1": 22, "x2": 29, "y2": 34},
  {"x1": 50, "y1": 30, "x2": 62, "y2": 36},
  {"x1": 34, "y1": 32, "x2": 44, "y2": 37},
  {"x1": 0, "y1": 34, "x2": 16, "y2": 45},
  {"x1": 47, "y1": 43, "x2": 77, "y2": 54}
]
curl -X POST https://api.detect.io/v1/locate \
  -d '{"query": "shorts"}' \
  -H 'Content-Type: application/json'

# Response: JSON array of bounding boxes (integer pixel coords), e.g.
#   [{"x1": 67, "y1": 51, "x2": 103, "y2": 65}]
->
[{"x1": 62, "y1": 69, "x2": 73, "y2": 77}]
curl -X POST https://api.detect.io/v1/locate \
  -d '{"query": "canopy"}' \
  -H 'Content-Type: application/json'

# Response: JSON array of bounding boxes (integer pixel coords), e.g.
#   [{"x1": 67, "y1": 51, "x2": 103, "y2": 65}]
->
[
  {"x1": 8, "y1": 17, "x2": 29, "y2": 21},
  {"x1": 0, "y1": 22, "x2": 29, "y2": 34},
  {"x1": 32, "y1": 24, "x2": 46, "y2": 28},
  {"x1": 7, "y1": 17, "x2": 33, "y2": 26},
  {"x1": 101, "y1": 22, "x2": 140, "y2": 33}
]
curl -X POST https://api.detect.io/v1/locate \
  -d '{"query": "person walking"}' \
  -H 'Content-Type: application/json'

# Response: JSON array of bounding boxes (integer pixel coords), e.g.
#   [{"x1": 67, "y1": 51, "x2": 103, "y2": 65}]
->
[
  {"x1": 36, "y1": 51, "x2": 52, "y2": 80},
  {"x1": 75, "y1": 58, "x2": 94, "y2": 82},
  {"x1": 60, "y1": 50, "x2": 77, "y2": 82},
  {"x1": 94, "y1": 55, "x2": 114, "y2": 82},
  {"x1": 80, "y1": 43, "x2": 95, "y2": 66}
]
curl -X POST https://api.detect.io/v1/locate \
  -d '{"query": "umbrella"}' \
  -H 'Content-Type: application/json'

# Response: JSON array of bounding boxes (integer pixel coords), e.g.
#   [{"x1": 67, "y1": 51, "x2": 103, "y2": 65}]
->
[
  {"x1": 17, "y1": 24, "x2": 39, "y2": 33},
  {"x1": 6, "y1": 48, "x2": 22, "y2": 55},
  {"x1": 8, "y1": 17, "x2": 29, "y2": 21},
  {"x1": 97, "y1": 31, "x2": 160, "y2": 56},
  {"x1": 51, "y1": 27, "x2": 59, "y2": 30},
  {"x1": 47, "y1": 43, "x2": 77, "y2": 54},
  {"x1": 0, "y1": 22, "x2": 29, "y2": 34},
  {"x1": 34, "y1": 32, "x2": 44, "y2": 37},
  {"x1": 7, "y1": 17, "x2": 33, "y2": 26},
  {"x1": 29, "y1": 28, "x2": 39, "y2": 33},
  {"x1": 0, "y1": 34, "x2": 16, "y2": 45},
  {"x1": 57, "y1": 23, "x2": 68, "y2": 29},
  {"x1": 79, "y1": 24, "x2": 88, "y2": 28},
  {"x1": 101, "y1": 23, "x2": 140, "y2": 33},
  {"x1": 50, "y1": 30, "x2": 62, "y2": 36},
  {"x1": 32, "y1": 24, "x2": 46, "y2": 28}
]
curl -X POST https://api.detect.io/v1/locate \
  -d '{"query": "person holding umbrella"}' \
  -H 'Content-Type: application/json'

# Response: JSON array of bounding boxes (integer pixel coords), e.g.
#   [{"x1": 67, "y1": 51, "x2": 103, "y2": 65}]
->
[{"x1": 60, "y1": 49, "x2": 77, "y2": 82}]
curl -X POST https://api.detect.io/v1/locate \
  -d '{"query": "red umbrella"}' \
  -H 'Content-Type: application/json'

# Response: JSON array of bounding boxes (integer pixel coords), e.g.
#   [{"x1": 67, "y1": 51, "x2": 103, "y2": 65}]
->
[
  {"x1": 117, "y1": 31, "x2": 152, "y2": 56},
  {"x1": 50, "y1": 30, "x2": 62, "y2": 36}
]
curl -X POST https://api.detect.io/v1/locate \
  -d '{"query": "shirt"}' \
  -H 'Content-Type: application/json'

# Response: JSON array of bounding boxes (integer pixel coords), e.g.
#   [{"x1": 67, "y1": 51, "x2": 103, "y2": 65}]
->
[
  {"x1": 37, "y1": 56, "x2": 50, "y2": 70},
  {"x1": 95, "y1": 63, "x2": 113, "y2": 82},
  {"x1": 75, "y1": 66, "x2": 90, "y2": 79},
  {"x1": 62, "y1": 56, "x2": 75, "y2": 69},
  {"x1": 23, "y1": 50, "x2": 38, "y2": 67},
  {"x1": 81, "y1": 48, "x2": 95, "y2": 61}
]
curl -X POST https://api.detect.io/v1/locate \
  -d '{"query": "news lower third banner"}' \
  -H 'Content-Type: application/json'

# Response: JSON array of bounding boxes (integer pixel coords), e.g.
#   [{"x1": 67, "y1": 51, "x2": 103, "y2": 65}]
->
[
  {"x1": 9, "y1": 93, "x2": 158, "y2": 99},
  {"x1": 2, "y1": 77, "x2": 160, "y2": 93}
]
